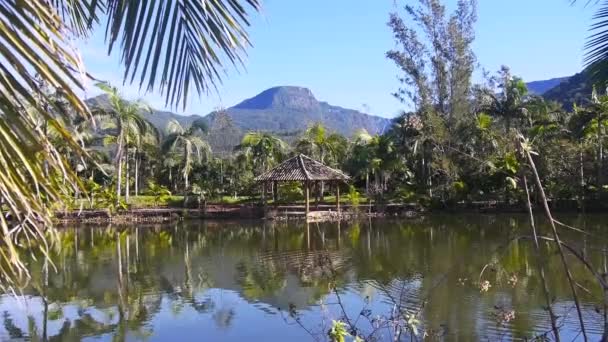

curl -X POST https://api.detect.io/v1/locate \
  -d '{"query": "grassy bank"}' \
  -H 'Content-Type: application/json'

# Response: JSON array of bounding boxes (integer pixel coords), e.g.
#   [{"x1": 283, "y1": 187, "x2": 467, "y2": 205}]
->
[{"x1": 63, "y1": 194, "x2": 373, "y2": 210}]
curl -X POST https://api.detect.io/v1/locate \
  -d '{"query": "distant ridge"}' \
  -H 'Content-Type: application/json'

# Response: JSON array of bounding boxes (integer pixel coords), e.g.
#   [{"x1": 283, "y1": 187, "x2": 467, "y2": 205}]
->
[
  {"x1": 526, "y1": 76, "x2": 570, "y2": 95},
  {"x1": 86, "y1": 86, "x2": 392, "y2": 153}
]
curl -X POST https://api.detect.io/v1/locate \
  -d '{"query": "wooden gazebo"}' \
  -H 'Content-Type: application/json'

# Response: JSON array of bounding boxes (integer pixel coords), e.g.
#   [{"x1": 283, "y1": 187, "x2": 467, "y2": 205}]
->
[{"x1": 255, "y1": 154, "x2": 350, "y2": 217}]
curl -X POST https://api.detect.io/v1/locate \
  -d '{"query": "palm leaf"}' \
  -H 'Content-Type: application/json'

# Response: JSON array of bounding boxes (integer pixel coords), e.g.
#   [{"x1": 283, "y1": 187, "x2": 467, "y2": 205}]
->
[
  {"x1": 0, "y1": 0, "x2": 261, "y2": 289},
  {"x1": 105, "y1": 0, "x2": 261, "y2": 109},
  {"x1": 582, "y1": 1, "x2": 608, "y2": 83},
  {"x1": 166, "y1": 119, "x2": 185, "y2": 135},
  {"x1": 0, "y1": 0, "x2": 95, "y2": 287}
]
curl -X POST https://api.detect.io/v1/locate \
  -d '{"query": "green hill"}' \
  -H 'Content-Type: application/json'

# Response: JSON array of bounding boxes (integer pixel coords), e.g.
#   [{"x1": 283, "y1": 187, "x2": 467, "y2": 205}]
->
[{"x1": 87, "y1": 86, "x2": 392, "y2": 153}]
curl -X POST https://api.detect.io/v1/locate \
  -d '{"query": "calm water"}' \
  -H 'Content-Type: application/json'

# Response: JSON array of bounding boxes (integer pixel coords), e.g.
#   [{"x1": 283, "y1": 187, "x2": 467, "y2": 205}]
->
[{"x1": 2, "y1": 215, "x2": 608, "y2": 341}]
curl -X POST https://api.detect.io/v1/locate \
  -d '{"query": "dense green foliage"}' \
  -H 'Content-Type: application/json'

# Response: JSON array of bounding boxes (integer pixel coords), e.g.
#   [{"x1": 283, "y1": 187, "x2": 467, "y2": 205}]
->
[
  {"x1": 0, "y1": 0, "x2": 261, "y2": 287},
  {"x1": 29, "y1": 0, "x2": 608, "y2": 213}
]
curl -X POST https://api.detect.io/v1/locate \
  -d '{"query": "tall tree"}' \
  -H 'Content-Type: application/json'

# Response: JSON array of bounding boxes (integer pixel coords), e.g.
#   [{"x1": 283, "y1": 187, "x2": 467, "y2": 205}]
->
[
  {"x1": 0, "y1": 0, "x2": 260, "y2": 284},
  {"x1": 295, "y1": 123, "x2": 347, "y2": 167},
  {"x1": 162, "y1": 120, "x2": 211, "y2": 192},
  {"x1": 295, "y1": 123, "x2": 347, "y2": 200},
  {"x1": 569, "y1": 88, "x2": 608, "y2": 196},
  {"x1": 236, "y1": 132, "x2": 288, "y2": 174},
  {"x1": 386, "y1": 0, "x2": 477, "y2": 198},
  {"x1": 93, "y1": 83, "x2": 156, "y2": 202},
  {"x1": 479, "y1": 67, "x2": 530, "y2": 133},
  {"x1": 387, "y1": 0, "x2": 477, "y2": 120}
]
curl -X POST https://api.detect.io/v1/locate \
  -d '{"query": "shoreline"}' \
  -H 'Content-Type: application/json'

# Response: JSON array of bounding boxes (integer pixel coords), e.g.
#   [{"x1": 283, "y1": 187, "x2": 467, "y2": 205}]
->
[{"x1": 53, "y1": 199, "x2": 607, "y2": 224}]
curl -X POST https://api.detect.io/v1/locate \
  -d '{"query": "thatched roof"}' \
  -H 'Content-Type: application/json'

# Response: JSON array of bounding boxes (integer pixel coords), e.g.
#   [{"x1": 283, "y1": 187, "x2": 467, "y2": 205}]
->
[{"x1": 255, "y1": 154, "x2": 350, "y2": 182}]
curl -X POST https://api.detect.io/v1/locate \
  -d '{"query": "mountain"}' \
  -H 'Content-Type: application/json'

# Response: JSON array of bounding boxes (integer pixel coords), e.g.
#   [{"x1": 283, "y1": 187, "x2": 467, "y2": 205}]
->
[
  {"x1": 207, "y1": 86, "x2": 388, "y2": 133},
  {"x1": 86, "y1": 86, "x2": 392, "y2": 153},
  {"x1": 523, "y1": 66, "x2": 598, "y2": 110},
  {"x1": 86, "y1": 95, "x2": 201, "y2": 129},
  {"x1": 526, "y1": 76, "x2": 570, "y2": 95},
  {"x1": 542, "y1": 70, "x2": 593, "y2": 110}
]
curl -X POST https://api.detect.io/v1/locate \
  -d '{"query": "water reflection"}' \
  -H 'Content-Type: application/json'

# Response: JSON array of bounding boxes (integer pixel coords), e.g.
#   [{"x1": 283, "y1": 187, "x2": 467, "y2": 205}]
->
[{"x1": 1, "y1": 215, "x2": 607, "y2": 341}]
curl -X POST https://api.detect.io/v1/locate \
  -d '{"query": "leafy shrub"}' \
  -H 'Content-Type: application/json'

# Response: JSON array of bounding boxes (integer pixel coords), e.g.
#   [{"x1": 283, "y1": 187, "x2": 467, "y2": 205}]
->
[
  {"x1": 348, "y1": 186, "x2": 361, "y2": 207},
  {"x1": 394, "y1": 185, "x2": 416, "y2": 202},
  {"x1": 146, "y1": 181, "x2": 172, "y2": 206},
  {"x1": 279, "y1": 181, "x2": 303, "y2": 202}
]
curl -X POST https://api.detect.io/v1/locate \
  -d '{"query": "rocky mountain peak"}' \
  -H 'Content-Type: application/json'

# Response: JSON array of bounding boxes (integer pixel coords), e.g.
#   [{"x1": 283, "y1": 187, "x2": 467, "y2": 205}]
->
[{"x1": 233, "y1": 86, "x2": 320, "y2": 112}]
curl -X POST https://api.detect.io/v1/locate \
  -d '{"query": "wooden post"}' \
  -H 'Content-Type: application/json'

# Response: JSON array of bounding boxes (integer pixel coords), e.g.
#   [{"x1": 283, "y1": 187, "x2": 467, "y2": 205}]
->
[
  {"x1": 305, "y1": 181, "x2": 310, "y2": 218},
  {"x1": 306, "y1": 221, "x2": 310, "y2": 250},
  {"x1": 262, "y1": 182, "x2": 268, "y2": 217},
  {"x1": 336, "y1": 182, "x2": 341, "y2": 215}
]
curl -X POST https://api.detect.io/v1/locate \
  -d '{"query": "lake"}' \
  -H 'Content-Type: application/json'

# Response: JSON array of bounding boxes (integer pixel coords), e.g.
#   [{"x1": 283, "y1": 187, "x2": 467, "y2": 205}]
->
[{"x1": 1, "y1": 214, "x2": 606, "y2": 341}]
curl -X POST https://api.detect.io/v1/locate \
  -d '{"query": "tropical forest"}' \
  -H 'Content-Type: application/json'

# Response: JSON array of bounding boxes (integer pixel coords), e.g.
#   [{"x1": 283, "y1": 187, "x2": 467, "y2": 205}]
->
[{"x1": 2, "y1": 0, "x2": 608, "y2": 341}]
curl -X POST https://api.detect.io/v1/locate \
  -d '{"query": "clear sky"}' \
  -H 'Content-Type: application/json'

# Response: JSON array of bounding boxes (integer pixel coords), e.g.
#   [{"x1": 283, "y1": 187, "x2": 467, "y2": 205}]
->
[{"x1": 76, "y1": 0, "x2": 594, "y2": 119}]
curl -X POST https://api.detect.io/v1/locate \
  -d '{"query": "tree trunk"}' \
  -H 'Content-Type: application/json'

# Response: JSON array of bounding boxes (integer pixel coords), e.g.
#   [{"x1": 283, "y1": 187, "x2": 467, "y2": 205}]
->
[
  {"x1": 185, "y1": 171, "x2": 189, "y2": 193},
  {"x1": 426, "y1": 153, "x2": 433, "y2": 198},
  {"x1": 169, "y1": 167, "x2": 173, "y2": 189},
  {"x1": 125, "y1": 152, "x2": 130, "y2": 203},
  {"x1": 135, "y1": 151, "x2": 139, "y2": 197},
  {"x1": 116, "y1": 133, "x2": 124, "y2": 200},
  {"x1": 116, "y1": 156, "x2": 123, "y2": 200},
  {"x1": 421, "y1": 155, "x2": 426, "y2": 194}
]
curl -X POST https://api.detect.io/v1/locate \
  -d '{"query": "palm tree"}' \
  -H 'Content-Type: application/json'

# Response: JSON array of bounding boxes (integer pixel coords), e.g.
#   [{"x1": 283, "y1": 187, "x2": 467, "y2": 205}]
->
[
  {"x1": 295, "y1": 123, "x2": 347, "y2": 200},
  {"x1": 569, "y1": 88, "x2": 608, "y2": 196},
  {"x1": 0, "y1": 0, "x2": 260, "y2": 284},
  {"x1": 93, "y1": 83, "x2": 157, "y2": 202},
  {"x1": 350, "y1": 130, "x2": 397, "y2": 196},
  {"x1": 134, "y1": 140, "x2": 161, "y2": 197},
  {"x1": 481, "y1": 67, "x2": 529, "y2": 133},
  {"x1": 296, "y1": 123, "x2": 347, "y2": 166},
  {"x1": 162, "y1": 119, "x2": 211, "y2": 192},
  {"x1": 236, "y1": 132, "x2": 288, "y2": 174}
]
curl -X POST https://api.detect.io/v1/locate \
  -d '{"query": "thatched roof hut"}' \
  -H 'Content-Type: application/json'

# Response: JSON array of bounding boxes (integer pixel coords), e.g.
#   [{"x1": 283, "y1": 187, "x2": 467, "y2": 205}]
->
[
  {"x1": 255, "y1": 154, "x2": 349, "y2": 182},
  {"x1": 255, "y1": 154, "x2": 349, "y2": 217}
]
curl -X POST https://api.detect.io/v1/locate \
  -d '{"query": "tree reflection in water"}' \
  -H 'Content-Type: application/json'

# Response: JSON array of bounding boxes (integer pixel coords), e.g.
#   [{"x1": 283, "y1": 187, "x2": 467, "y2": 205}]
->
[{"x1": 0, "y1": 215, "x2": 606, "y2": 341}]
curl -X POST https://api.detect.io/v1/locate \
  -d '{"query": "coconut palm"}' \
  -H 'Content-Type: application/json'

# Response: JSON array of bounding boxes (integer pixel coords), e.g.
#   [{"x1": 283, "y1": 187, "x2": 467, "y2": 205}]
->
[
  {"x1": 0, "y1": 0, "x2": 260, "y2": 285},
  {"x1": 162, "y1": 119, "x2": 211, "y2": 192},
  {"x1": 295, "y1": 123, "x2": 347, "y2": 200},
  {"x1": 93, "y1": 83, "x2": 157, "y2": 202},
  {"x1": 295, "y1": 123, "x2": 348, "y2": 166},
  {"x1": 236, "y1": 132, "x2": 288, "y2": 174}
]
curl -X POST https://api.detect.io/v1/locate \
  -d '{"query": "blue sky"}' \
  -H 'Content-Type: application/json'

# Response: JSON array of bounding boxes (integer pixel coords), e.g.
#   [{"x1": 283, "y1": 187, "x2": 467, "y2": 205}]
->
[{"x1": 77, "y1": 0, "x2": 594, "y2": 118}]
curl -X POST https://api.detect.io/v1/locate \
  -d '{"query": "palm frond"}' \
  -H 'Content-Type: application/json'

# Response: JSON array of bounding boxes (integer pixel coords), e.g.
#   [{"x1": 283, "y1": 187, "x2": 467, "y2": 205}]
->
[
  {"x1": 0, "y1": 0, "x2": 95, "y2": 287},
  {"x1": 105, "y1": 0, "x2": 261, "y2": 109},
  {"x1": 51, "y1": 0, "x2": 102, "y2": 36},
  {"x1": 166, "y1": 119, "x2": 185, "y2": 135},
  {"x1": 161, "y1": 133, "x2": 180, "y2": 153},
  {"x1": 584, "y1": 1, "x2": 608, "y2": 83},
  {"x1": 0, "y1": 0, "x2": 261, "y2": 289}
]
